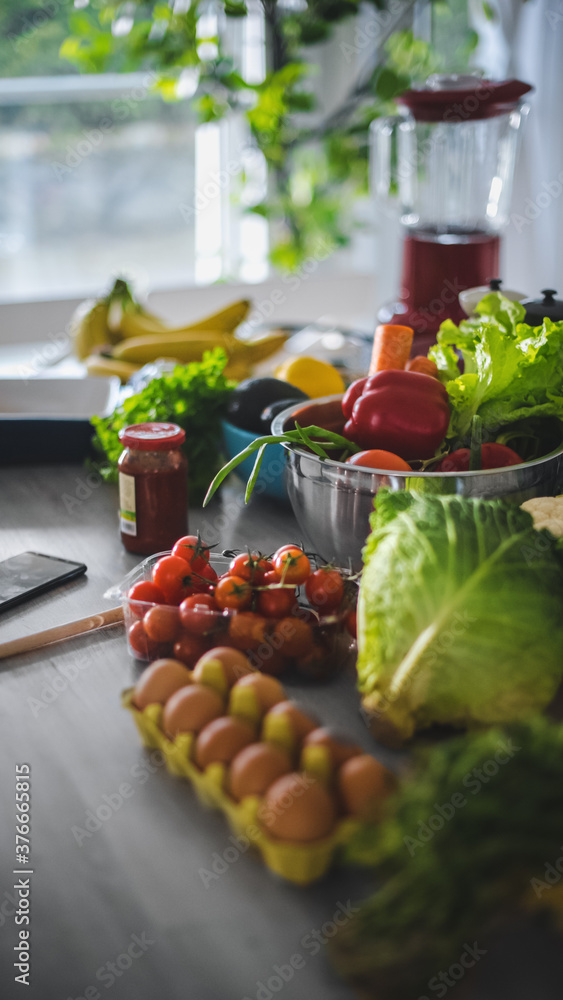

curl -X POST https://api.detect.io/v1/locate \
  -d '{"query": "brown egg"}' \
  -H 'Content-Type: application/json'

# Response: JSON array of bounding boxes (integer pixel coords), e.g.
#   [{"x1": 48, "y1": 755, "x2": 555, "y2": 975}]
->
[
  {"x1": 192, "y1": 647, "x2": 255, "y2": 690},
  {"x1": 133, "y1": 659, "x2": 192, "y2": 710},
  {"x1": 228, "y1": 743, "x2": 292, "y2": 801},
  {"x1": 162, "y1": 684, "x2": 224, "y2": 738},
  {"x1": 259, "y1": 773, "x2": 336, "y2": 842},
  {"x1": 337, "y1": 754, "x2": 397, "y2": 820},
  {"x1": 195, "y1": 716, "x2": 256, "y2": 769},
  {"x1": 231, "y1": 673, "x2": 286, "y2": 713},
  {"x1": 303, "y1": 727, "x2": 362, "y2": 768},
  {"x1": 264, "y1": 700, "x2": 317, "y2": 740}
]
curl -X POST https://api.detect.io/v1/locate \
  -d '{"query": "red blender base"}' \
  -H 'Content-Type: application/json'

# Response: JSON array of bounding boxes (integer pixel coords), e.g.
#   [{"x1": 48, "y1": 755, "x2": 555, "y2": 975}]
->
[{"x1": 379, "y1": 231, "x2": 500, "y2": 356}]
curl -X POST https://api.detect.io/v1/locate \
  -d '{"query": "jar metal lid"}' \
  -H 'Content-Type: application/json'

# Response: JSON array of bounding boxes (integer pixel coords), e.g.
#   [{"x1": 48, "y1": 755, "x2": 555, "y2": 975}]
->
[{"x1": 119, "y1": 422, "x2": 185, "y2": 451}]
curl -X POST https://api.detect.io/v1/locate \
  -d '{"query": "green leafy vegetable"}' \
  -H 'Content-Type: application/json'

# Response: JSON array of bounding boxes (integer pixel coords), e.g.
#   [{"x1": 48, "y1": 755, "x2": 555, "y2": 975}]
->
[
  {"x1": 91, "y1": 348, "x2": 234, "y2": 501},
  {"x1": 331, "y1": 716, "x2": 563, "y2": 999},
  {"x1": 203, "y1": 424, "x2": 359, "y2": 506},
  {"x1": 429, "y1": 292, "x2": 563, "y2": 445},
  {"x1": 357, "y1": 490, "x2": 563, "y2": 743}
]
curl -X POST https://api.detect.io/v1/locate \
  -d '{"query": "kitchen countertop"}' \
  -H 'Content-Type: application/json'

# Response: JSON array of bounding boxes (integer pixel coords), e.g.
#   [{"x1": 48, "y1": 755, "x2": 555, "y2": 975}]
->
[{"x1": 1, "y1": 466, "x2": 562, "y2": 1000}]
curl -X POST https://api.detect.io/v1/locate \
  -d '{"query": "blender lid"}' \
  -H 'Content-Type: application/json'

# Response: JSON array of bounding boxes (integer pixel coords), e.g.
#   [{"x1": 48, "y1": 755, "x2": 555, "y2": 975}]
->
[
  {"x1": 521, "y1": 289, "x2": 563, "y2": 324},
  {"x1": 397, "y1": 75, "x2": 533, "y2": 121}
]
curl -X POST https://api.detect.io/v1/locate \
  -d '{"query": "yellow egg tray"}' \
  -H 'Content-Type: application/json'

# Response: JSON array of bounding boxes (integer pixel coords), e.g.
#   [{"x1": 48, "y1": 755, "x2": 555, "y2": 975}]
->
[{"x1": 121, "y1": 683, "x2": 362, "y2": 886}]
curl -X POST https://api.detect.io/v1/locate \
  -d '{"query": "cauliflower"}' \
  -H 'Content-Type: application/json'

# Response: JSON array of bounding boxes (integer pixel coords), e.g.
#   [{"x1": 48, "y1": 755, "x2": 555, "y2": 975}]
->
[{"x1": 521, "y1": 496, "x2": 563, "y2": 537}]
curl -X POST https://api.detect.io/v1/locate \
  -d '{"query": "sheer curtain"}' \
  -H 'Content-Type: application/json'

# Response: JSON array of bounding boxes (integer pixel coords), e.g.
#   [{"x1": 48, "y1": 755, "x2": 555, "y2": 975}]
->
[{"x1": 473, "y1": 0, "x2": 563, "y2": 296}]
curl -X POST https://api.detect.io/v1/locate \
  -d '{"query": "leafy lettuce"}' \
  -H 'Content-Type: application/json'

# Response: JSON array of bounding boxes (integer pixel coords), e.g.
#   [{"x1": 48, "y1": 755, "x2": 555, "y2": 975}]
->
[
  {"x1": 429, "y1": 292, "x2": 563, "y2": 444},
  {"x1": 357, "y1": 490, "x2": 563, "y2": 742}
]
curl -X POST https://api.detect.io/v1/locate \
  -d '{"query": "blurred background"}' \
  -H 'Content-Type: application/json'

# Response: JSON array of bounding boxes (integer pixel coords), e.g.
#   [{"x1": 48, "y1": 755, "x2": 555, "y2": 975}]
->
[{"x1": 0, "y1": 0, "x2": 561, "y2": 340}]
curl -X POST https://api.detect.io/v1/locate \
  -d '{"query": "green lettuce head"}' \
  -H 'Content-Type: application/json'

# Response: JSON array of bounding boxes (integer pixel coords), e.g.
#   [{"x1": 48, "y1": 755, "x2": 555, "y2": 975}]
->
[{"x1": 357, "y1": 491, "x2": 563, "y2": 743}]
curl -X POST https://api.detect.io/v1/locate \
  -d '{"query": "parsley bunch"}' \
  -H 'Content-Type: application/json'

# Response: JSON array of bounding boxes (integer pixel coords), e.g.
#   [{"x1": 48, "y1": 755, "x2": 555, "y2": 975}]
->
[{"x1": 91, "y1": 348, "x2": 234, "y2": 501}]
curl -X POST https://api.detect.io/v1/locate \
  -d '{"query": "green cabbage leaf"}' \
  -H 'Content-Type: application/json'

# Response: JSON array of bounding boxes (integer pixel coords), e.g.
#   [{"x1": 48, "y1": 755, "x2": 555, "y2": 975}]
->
[{"x1": 357, "y1": 491, "x2": 563, "y2": 742}]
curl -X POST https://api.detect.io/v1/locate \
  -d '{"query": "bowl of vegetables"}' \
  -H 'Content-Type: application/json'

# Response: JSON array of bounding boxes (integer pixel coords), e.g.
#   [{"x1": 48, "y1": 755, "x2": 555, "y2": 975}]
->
[{"x1": 205, "y1": 294, "x2": 563, "y2": 569}]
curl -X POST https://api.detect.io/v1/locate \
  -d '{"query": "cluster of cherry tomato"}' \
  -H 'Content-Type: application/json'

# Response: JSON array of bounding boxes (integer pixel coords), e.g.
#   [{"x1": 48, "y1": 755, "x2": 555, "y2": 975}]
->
[{"x1": 126, "y1": 533, "x2": 357, "y2": 679}]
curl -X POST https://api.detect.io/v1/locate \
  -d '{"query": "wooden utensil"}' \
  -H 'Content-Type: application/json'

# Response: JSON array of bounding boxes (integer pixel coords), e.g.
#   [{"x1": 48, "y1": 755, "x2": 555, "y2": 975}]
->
[{"x1": 0, "y1": 606, "x2": 124, "y2": 660}]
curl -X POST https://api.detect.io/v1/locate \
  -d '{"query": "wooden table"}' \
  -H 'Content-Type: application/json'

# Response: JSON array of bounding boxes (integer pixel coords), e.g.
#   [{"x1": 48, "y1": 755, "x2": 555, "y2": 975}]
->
[{"x1": 1, "y1": 466, "x2": 562, "y2": 1000}]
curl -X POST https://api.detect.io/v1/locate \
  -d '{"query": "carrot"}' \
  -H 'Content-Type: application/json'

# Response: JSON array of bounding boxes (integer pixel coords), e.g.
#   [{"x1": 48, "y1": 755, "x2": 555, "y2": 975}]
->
[
  {"x1": 368, "y1": 324, "x2": 413, "y2": 375},
  {"x1": 406, "y1": 355, "x2": 440, "y2": 378}
]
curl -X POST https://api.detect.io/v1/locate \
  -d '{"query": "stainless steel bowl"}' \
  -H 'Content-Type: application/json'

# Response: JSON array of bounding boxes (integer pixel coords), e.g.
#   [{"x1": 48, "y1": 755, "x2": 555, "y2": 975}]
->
[{"x1": 272, "y1": 395, "x2": 563, "y2": 570}]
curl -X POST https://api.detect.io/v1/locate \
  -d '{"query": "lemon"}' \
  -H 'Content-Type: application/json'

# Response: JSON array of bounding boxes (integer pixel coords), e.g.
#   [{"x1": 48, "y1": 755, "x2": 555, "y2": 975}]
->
[{"x1": 274, "y1": 355, "x2": 345, "y2": 398}]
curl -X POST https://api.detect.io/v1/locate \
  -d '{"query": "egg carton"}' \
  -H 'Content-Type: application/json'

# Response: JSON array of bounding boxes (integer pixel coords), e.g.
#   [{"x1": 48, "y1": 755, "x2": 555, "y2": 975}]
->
[{"x1": 121, "y1": 663, "x2": 363, "y2": 885}]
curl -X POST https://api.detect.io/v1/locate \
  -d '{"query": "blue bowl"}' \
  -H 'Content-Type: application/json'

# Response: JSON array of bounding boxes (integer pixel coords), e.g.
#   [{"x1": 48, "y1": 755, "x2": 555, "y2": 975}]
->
[{"x1": 221, "y1": 419, "x2": 288, "y2": 502}]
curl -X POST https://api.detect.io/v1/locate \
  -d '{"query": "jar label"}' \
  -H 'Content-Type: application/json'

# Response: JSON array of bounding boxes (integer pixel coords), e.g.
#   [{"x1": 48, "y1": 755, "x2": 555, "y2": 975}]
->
[{"x1": 119, "y1": 472, "x2": 137, "y2": 536}]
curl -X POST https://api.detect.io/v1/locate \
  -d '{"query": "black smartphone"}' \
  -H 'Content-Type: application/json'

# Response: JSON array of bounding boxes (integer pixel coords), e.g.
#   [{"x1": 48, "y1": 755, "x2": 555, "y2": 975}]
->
[{"x1": 0, "y1": 551, "x2": 87, "y2": 612}]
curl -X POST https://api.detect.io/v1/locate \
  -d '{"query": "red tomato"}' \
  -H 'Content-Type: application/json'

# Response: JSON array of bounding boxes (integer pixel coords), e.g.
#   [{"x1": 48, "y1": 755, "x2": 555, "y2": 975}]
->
[
  {"x1": 256, "y1": 586, "x2": 297, "y2": 619},
  {"x1": 143, "y1": 605, "x2": 180, "y2": 643},
  {"x1": 228, "y1": 611, "x2": 268, "y2": 650},
  {"x1": 345, "y1": 449, "x2": 411, "y2": 472},
  {"x1": 173, "y1": 633, "x2": 209, "y2": 667},
  {"x1": 152, "y1": 555, "x2": 195, "y2": 605},
  {"x1": 215, "y1": 575, "x2": 252, "y2": 611},
  {"x1": 345, "y1": 609, "x2": 357, "y2": 639},
  {"x1": 127, "y1": 580, "x2": 166, "y2": 617},
  {"x1": 229, "y1": 553, "x2": 273, "y2": 585},
  {"x1": 262, "y1": 569, "x2": 282, "y2": 587},
  {"x1": 272, "y1": 546, "x2": 311, "y2": 585},
  {"x1": 305, "y1": 567, "x2": 345, "y2": 613},
  {"x1": 198, "y1": 562, "x2": 218, "y2": 587},
  {"x1": 128, "y1": 620, "x2": 160, "y2": 660},
  {"x1": 171, "y1": 534, "x2": 213, "y2": 572},
  {"x1": 179, "y1": 594, "x2": 218, "y2": 635}
]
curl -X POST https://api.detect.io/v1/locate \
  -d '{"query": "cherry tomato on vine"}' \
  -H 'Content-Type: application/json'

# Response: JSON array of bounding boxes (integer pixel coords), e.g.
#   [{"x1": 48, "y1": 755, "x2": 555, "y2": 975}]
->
[
  {"x1": 215, "y1": 574, "x2": 252, "y2": 611},
  {"x1": 171, "y1": 534, "x2": 213, "y2": 572},
  {"x1": 229, "y1": 553, "x2": 273, "y2": 585},
  {"x1": 272, "y1": 546, "x2": 311, "y2": 585},
  {"x1": 262, "y1": 569, "x2": 282, "y2": 587},
  {"x1": 179, "y1": 593, "x2": 217, "y2": 635},
  {"x1": 143, "y1": 605, "x2": 180, "y2": 643},
  {"x1": 256, "y1": 586, "x2": 297, "y2": 619},
  {"x1": 152, "y1": 555, "x2": 195, "y2": 604},
  {"x1": 305, "y1": 567, "x2": 345, "y2": 613},
  {"x1": 127, "y1": 580, "x2": 166, "y2": 616}
]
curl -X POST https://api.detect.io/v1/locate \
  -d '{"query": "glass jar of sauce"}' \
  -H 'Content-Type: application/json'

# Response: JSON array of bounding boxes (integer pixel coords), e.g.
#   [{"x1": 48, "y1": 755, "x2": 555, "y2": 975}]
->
[{"x1": 117, "y1": 423, "x2": 188, "y2": 554}]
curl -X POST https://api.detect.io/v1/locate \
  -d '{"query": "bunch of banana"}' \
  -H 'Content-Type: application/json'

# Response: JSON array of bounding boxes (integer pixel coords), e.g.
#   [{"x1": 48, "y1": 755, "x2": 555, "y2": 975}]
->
[
  {"x1": 78, "y1": 284, "x2": 287, "y2": 384},
  {"x1": 70, "y1": 277, "x2": 160, "y2": 361}
]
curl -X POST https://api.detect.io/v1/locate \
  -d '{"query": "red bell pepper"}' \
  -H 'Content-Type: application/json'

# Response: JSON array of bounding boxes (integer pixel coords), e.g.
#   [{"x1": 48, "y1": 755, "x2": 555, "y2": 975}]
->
[
  {"x1": 434, "y1": 443, "x2": 523, "y2": 472},
  {"x1": 343, "y1": 370, "x2": 450, "y2": 460}
]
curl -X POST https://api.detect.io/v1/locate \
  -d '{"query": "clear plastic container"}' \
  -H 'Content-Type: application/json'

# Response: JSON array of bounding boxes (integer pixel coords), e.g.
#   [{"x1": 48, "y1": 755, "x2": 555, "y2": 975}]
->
[{"x1": 106, "y1": 551, "x2": 355, "y2": 678}]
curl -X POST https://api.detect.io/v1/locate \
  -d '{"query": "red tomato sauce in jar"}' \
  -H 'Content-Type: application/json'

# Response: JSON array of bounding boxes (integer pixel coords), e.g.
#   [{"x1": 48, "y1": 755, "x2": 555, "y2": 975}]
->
[{"x1": 117, "y1": 423, "x2": 188, "y2": 554}]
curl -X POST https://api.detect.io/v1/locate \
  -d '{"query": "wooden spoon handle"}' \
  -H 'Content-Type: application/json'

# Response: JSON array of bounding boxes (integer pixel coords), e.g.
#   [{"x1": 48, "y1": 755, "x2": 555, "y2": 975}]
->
[{"x1": 0, "y1": 606, "x2": 124, "y2": 660}]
